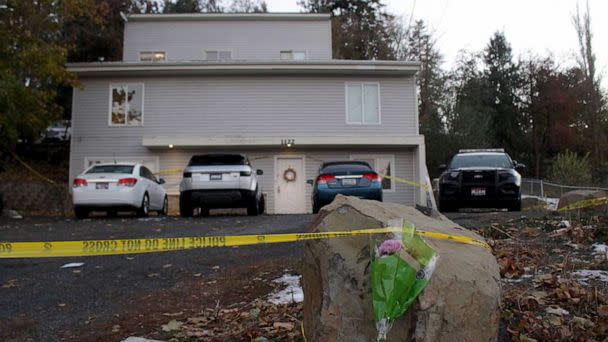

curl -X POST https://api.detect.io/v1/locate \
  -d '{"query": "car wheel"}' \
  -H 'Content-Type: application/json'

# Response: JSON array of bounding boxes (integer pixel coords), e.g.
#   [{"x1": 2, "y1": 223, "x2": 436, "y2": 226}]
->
[
  {"x1": 247, "y1": 196, "x2": 260, "y2": 216},
  {"x1": 507, "y1": 200, "x2": 522, "y2": 212},
  {"x1": 158, "y1": 196, "x2": 168, "y2": 216},
  {"x1": 199, "y1": 207, "x2": 210, "y2": 217},
  {"x1": 74, "y1": 207, "x2": 89, "y2": 219},
  {"x1": 259, "y1": 195, "x2": 265, "y2": 215},
  {"x1": 179, "y1": 193, "x2": 193, "y2": 218},
  {"x1": 137, "y1": 193, "x2": 150, "y2": 217}
]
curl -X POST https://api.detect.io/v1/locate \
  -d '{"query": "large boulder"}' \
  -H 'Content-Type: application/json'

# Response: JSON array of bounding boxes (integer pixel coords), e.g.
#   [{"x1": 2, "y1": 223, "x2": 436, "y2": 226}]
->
[
  {"x1": 557, "y1": 189, "x2": 608, "y2": 211},
  {"x1": 302, "y1": 195, "x2": 500, "y2": 342}
]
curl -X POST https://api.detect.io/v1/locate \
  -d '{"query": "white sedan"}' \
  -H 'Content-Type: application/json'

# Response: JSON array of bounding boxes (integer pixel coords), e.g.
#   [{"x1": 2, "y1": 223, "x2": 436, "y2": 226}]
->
[{"x1": 72, "y1": 163, "x2": 168, "y2": 218}]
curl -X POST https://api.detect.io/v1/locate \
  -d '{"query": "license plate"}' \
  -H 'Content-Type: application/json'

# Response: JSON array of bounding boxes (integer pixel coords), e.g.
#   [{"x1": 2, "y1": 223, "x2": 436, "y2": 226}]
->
[
  {"x1": 471, "y1": 188, "x2": 486, "y2": 196},
  {"x1": 210, "y1": 173, "x2": 222, "y2": 181},
  {"x1": 342, "y1": 178, "x2": 357, "y2": 186},
  {"x1": 96, "y1": 182, "x2": 109, "y2": 190}
]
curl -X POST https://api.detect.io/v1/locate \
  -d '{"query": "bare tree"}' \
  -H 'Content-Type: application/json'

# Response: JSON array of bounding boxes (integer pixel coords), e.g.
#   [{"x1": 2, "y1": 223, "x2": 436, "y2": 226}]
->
[
  {"x1": 228, "y1": 0, "x2": 267, "y2": 13},
  {"x1": 572, "y1": 0, "x2": 606, "y2": 169},
  {"x1": 573, "y1": 0, "x2": 598, "y2": 85}
]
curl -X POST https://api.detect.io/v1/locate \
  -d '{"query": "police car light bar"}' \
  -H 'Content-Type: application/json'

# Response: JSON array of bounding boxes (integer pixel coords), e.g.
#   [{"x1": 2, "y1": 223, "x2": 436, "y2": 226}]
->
[{"x1": 458, "y1": 148, "x2": 505, "y2": 153}]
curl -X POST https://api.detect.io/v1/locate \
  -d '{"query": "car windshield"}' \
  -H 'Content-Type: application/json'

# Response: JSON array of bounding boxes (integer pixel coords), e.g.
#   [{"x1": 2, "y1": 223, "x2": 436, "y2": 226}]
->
[
  {"x1": 188, "y1": 155, "x2": 247, "y2": 166},
  {"x1": 86, "y1": 165, "x2": 134, "y2": 174},
  {"x1": 321, "y1": 163, "x2": 373, "y2": 175},
  {"x1": 449, "y1": 153, "x2": 512, "y2": 169}
]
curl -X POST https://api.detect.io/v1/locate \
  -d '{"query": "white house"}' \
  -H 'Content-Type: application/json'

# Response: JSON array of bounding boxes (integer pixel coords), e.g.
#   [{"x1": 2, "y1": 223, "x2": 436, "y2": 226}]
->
[{"x1": 67, "y1": 13, "x2": 427, "y2": 214}]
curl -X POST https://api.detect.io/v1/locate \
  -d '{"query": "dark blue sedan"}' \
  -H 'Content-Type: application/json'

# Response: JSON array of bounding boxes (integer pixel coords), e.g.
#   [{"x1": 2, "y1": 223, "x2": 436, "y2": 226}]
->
[{"x1": 311, "y1": 161, "x2": 383, "y2": 213}]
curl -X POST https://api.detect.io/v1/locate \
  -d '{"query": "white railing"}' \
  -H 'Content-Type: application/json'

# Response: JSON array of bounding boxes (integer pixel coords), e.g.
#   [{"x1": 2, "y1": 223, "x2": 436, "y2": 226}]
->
[{"x1": 521, "y1": 178, "x2": 608, "y2": 198}]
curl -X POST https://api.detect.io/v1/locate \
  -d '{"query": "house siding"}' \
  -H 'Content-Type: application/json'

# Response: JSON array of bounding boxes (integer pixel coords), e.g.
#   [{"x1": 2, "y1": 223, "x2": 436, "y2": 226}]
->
[
  {"x1": 123, "y1": 20, "x2": 332, "y2": 61},
  {"x1": 71, "y1": 75, "x2": 417, "y2": 139}
]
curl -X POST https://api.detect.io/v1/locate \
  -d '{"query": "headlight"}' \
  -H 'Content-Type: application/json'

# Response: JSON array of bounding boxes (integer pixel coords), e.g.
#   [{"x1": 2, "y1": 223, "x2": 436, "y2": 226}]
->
[
  {"x1": 499, "y1": 170, "x2": 521, "y2": 186},
  {"x1": 442, "y1": 171, "x2": 459, "y2": 182}
]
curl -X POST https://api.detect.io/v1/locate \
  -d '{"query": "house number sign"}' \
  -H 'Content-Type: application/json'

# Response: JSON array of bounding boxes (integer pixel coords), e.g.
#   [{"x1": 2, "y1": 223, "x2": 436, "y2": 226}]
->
[{"x1": 281, "y1": 138, "x2": 295, "y2": 147}]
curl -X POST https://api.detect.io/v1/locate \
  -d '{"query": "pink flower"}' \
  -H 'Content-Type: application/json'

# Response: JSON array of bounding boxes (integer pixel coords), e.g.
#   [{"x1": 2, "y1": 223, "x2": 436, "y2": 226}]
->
[{"x1": 379, "y1": 239, "x2": 403, "y2": 256}]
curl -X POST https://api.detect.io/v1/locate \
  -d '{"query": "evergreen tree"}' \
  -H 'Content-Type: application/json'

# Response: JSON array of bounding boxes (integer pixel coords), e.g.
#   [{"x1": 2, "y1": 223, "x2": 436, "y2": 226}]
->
[
  {"x1": 299, "y1": 0, "x2": 399, "y2": 60},
  {"x1": 401, "y1": 20, "x2": 450, "y2": 175},
  {"x1": 482, "y1": 32, "x2": 524, "y2": 153},
  {"x1": 447, "y1": 52, "x2": 492, "y2": 150},
  {"x1": 163, "y1": 0, "x2": 201, "y2": 13}
]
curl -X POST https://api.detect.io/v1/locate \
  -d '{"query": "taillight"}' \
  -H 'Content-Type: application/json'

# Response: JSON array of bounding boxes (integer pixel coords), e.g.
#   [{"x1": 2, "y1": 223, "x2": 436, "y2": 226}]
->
[
  {"x1": 240, "y1": 171, "x2": 252, "y2": 177},
  {"x1": 73, "y1": 178, "x2": 88, "y2": 188},
  {"x1": 317, "y1": 174, "x2": 336, "y2": 184},
  {"x1": 117, "y1": 178, "x2": 138, "y2": 187},
  {"x1": 363, "y1": 173, "x2": 380, "y2": 182}
]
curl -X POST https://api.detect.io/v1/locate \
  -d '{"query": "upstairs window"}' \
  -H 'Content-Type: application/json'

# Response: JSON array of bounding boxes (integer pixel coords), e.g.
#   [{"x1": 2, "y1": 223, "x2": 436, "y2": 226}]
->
[
  {"x1": 280, "y1": 50, "x2": 306, "y2": 60},
  {"x1": 109, "y1": 84, "x2": 144, "y2": 126},
  {"x1": 139, "y1": 51, "x2": 166, "y2": 62},
  {"x1": 205, "y1": 50, "x2": 232, "y2": 60},
  {"x1": 346, "y1": 83, "x2": 380, "y2": 124}
]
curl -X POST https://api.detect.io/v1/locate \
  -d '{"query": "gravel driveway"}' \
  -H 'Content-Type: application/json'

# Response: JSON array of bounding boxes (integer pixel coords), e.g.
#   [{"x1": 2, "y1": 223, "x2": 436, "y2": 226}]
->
[{"x1": 0, "y1": 214, "x2": 313, "y2": 341}]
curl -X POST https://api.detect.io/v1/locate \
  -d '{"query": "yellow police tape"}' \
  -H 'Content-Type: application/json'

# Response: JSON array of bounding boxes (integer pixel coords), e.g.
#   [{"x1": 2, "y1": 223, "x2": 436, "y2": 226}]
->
[
  {"x1": 523, "y1": 196, "x2": 608, "y2": 212},
  {"x1": 0, "y1": 227, "x2": 490, "y2": 259},
  {"x1": 558, "y1": 196, "x2": 608, "y2": 212},
  {"x1": 381, "y1": 174, "x2": 432, "y2": 191}
]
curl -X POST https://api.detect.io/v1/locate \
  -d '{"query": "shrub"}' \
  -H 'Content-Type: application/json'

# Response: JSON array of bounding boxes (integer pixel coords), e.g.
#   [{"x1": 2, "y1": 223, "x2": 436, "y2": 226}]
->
[{"x1": 548, "y1": 150, "x2": 592, "y2": 186}]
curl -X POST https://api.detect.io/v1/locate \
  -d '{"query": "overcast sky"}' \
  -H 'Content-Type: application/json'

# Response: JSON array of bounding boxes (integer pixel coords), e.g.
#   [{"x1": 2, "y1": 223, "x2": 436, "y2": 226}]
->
[{"x1": 265, "y1": 0, "x2": 607, "y2": 88}]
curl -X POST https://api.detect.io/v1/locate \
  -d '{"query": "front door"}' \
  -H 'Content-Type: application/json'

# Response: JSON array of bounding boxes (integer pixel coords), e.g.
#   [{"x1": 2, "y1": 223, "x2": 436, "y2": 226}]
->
[{"x1": 275, "y1": 157, "x2": 306, "y2": 214}]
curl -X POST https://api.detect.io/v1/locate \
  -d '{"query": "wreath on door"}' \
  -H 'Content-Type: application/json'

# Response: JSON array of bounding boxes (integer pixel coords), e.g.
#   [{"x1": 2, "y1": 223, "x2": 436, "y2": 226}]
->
[{"x1": 283, "y1": 167, "x2": 297, "y2": 182}]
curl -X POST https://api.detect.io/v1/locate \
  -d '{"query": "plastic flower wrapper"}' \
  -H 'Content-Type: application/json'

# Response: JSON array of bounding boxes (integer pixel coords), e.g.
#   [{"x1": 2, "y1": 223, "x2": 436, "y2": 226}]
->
[{"x1": 371, "y1": 222, "x2": 438, "y2": 342}]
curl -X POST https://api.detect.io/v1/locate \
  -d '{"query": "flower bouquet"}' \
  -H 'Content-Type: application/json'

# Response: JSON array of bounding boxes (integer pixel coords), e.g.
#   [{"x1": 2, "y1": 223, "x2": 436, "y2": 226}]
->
[{"x1": 371, "y1": 222, "x2": 438, "y2": 341}]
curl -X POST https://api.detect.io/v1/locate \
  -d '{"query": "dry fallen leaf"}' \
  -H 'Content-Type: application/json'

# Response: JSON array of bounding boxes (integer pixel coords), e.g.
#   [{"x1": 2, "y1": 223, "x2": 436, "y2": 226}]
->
[
  {"x1": 161, "y1": 319, "x2": 183, "y2": 332},
  {"x1": 273, "y1": 322, "x2": 295, "y2": 331},
  {"x1": 546, "y1": 306, "x2": 569, "y2": 316},
  {"x1": 598, "y1": 305, "x2": 608, "y2": 317},
  {"x1": 547, "y1": 315, "x2": 563, "y2": 326},
  {"x1": 572, "y1": 316, "x2": 595, "y2": 328},
  {"x1": 1, "y1": 279, "x2": 18, "y2": 288}
]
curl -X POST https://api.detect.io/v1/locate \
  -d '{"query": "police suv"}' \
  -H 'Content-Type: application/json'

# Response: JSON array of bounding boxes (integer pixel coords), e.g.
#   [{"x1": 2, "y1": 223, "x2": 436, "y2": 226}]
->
[{"x1": 438, "y1": 149, "x2": 524, "y2": 212}]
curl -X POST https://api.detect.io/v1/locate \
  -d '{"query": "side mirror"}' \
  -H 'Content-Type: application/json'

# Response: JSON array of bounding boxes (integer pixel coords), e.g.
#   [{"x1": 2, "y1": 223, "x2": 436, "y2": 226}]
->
[
  {"x1": 439, "y1": 164, "x2": 447, "y2": 173},
  {"x1": 306, "y1": 179, "x2": 314, "y2": 185},
  {"x1": 512, "y1": 160, "x2": 518, "y2": 166},
  {"x1": 158, "y1": 178, "x2": 166, "y2": 184},
  {"x1": 256, "y1": 169, "x2": 263, "y2": 175}
]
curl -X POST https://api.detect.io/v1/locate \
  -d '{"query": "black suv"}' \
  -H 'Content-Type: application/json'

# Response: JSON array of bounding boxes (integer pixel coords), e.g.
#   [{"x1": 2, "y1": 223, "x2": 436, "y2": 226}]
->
[{"x1": 438, "y1": 149, "x2": 524, "y2": 212}]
